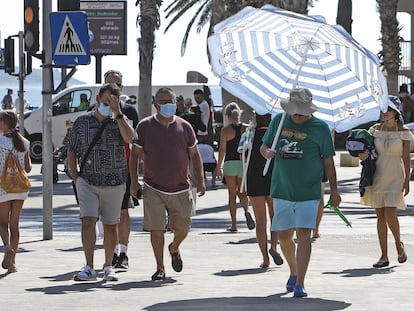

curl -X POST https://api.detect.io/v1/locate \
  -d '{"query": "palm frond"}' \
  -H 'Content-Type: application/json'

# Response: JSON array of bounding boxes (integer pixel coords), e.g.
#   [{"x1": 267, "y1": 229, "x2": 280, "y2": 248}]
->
[
  {"x1": 178, "y1": 0, "x2": 210, "y2": 55},
  {"x1": 197, "y1": 1, "x2": 212, "y2": 32},
  {"x1": 164, "y1": 0, "x2": 197, "y2": 14},
  {"x1": 164, "y1": 0, "x2": 188, "y2": 12},
  {"x1": 181, "y1": 17, "x2": 197, "y2": 56},
  {"x1": 164, "y1": 0, "x2": 202, "y2": 33}
]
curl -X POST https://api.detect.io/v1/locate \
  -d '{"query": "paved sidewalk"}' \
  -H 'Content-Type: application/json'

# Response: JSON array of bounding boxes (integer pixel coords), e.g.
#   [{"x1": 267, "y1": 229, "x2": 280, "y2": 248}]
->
[{"x1": 1, "y1": 152, "x2": 413, "y2": 310}]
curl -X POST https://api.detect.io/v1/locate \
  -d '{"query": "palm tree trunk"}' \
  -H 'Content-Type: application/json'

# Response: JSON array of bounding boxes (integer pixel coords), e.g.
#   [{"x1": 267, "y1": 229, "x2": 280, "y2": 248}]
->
[
  {"x1": 137, "y1": 0, "x2": 162, "y2": 119},
  {"x1": 273, "y1": 0, "x2": 309, "y2": 14},
  {"x1": 336, "y1": 0, "x2": 352, "y2": 35},
  {"x1": 377, "y1": 0, "x2": 401, "y2": 95}
]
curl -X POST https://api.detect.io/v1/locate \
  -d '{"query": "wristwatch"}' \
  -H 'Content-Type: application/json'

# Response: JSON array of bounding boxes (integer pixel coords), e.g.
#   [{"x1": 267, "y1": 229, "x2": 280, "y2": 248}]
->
[{"x1": 115, "y1": 113, "x2": 124, "y2": 120}]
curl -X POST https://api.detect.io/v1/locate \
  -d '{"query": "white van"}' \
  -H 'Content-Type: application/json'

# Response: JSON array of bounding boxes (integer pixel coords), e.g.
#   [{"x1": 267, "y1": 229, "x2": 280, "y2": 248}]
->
[{"x1": 23, "y1": 83, "x2": 221, "y2": 162}]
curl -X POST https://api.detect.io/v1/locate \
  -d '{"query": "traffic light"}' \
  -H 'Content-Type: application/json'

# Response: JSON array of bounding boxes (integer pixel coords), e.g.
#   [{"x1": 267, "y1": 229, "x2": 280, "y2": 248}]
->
[
  {"x1": 4, "y1": 38, "x2": 15, "y2": 74},
  {"x1": 24, "y1": 0, "x2": 39, "y2": 53}
]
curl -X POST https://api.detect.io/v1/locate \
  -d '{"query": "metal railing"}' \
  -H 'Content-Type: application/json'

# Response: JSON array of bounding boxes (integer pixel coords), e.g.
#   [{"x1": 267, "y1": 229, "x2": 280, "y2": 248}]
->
[
  {"x1": 399, "y1": 40, "x2": 412, "y2": 88},
  {"x1": 400, "y1": 40, "x2": 411, "y2": 71}
]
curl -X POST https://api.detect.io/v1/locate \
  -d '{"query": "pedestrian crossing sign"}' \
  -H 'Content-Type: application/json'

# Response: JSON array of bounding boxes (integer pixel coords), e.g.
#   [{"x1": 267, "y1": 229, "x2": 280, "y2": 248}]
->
[{"x1": 50, "y1": 12, "x2": 90, "y2": 65}]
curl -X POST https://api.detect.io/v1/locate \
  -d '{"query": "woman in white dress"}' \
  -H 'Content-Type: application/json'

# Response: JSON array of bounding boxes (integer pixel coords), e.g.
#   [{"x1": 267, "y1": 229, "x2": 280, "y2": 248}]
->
[{"x1": 359, "y1": 96, "x2": 413, "y2": 268}]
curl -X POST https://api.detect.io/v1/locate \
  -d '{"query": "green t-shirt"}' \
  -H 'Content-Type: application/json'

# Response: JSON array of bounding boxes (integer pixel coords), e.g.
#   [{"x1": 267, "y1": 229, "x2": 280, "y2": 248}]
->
[{"x1": 262, "y1": 113, "x2": 335, "y2": 201}]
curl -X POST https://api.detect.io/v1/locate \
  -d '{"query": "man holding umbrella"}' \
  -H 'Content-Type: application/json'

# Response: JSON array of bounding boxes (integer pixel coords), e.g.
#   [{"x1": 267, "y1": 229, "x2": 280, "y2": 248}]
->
[{"x1": 260, "y1": 88, "x2": 341, "y2": 297}]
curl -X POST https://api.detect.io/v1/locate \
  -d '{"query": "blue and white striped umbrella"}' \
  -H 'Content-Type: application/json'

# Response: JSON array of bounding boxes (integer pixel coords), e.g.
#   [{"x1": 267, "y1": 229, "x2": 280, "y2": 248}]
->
[{"x1": 208, "y1": 5, "x2": 388, "y2": 133}]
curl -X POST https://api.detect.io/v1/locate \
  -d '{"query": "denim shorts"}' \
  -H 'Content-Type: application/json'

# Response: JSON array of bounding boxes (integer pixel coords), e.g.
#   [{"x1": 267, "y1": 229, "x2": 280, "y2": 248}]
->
[
  {"x1": 222, "y1": 160, "x2": 243, "y2": 178},
  {"x1": 271, "y1": 198, "x2": 319, "y2": 231}
]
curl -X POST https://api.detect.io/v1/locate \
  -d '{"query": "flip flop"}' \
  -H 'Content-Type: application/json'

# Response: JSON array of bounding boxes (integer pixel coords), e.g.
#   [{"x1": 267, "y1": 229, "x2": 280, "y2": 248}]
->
[
  {"x1": 373, "y1": 260, "x2": 389, "y2": 268},
  {"x1": 226, "y1": 228, "x2": 238, "y2": 232},
  {"x1": 245, "y1": 212, "x2": 255, "y2": 230},
  {"x1": 269, "y1": 248, "x2": 284, "y2": 266}
]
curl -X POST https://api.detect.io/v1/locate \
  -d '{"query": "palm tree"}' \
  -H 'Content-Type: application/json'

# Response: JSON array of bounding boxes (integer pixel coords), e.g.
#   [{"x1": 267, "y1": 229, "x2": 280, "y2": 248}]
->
[
  {"x1": 377, "y1": 0, "x2": 401, "y2": 95},
  {"x1": 164, "y1": 0, "x2": 313, "y2": 56},
  {"x1": 136, "y1": 0, "x2": 163, "y2": 119}
]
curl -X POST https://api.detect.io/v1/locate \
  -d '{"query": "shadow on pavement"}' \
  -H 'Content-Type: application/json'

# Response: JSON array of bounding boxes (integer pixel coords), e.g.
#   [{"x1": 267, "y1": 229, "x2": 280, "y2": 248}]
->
[
  {"x1": 56, "y1": 244, "x2": 104, "y2": 253},
  {"x1": 25, "y1": 278, "x2": 178, "y2": 294},
  {"x1": 226, "y1": 237, "x2": 257, "y2": 244},
  {"x1": 323, "y1": 266, "x2": 397, "y2": 278},
  {"x1": 142, "y1": 293, "x2": 352, "y2": 310},
  {"x1": 214, "y1": 267, "x2": 273, "y2": 276}
]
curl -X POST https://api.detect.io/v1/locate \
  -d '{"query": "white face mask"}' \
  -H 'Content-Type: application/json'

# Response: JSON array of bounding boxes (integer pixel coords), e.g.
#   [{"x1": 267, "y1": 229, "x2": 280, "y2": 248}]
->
[
  {"x1": 98, "y1": 103, "x2": 112, "y2": 117},
  {"x1": 159, "y1": 103, "x2": 176, "y2": 118}
]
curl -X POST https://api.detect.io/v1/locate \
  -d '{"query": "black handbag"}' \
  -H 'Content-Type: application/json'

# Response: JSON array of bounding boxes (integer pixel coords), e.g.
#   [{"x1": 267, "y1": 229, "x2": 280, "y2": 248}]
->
[{"x1": 72, "y1": 119, "x2": 110, "y2": 204}]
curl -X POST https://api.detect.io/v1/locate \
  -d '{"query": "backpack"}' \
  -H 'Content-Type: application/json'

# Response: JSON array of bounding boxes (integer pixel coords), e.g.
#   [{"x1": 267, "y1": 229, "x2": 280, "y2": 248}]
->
[
  {"x1": 345, "y1": 129, "x2": 375, "y2": 157},
  {"x1": 0, "y1": 150, "x2": 31, "y2": 193}
]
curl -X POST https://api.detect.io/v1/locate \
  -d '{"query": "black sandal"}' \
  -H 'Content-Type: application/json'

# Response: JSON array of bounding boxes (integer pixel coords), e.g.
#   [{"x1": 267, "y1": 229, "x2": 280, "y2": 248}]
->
[
  {"x1": 168, "y1": 243, "x2": 183, "y2": 272},
  {"x1": 398, "y1": 242, "x2": 407, "y2": 264},
  {"x1": 373, "y1": 260, "x2": 389, "y2": 268}
]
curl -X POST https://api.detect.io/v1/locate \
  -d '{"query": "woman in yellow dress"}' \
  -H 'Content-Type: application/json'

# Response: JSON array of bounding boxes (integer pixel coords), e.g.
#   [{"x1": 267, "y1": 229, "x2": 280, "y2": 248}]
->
[{"x1": 359, "y1": 96, "x2": 413, "y2": 268}]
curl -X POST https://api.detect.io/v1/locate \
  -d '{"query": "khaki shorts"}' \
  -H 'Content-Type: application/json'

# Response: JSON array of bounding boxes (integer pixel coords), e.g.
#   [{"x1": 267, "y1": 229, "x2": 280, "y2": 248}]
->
[
  {"x1": 143, "y1": 185, "x2": 193, "y2": 232},
  {"x1": 76, "y1": 177, "x2": 125, "y2": 225}
]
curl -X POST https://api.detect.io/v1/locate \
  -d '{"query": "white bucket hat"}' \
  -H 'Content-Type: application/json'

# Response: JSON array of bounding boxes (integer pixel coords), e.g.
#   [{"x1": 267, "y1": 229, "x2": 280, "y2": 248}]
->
[
  {"x1": 387, "y1": 95, "x2": 403, "y2": 122},
  {"x1": 280, "y1": 88, "x2": 318, "y2": 115}
]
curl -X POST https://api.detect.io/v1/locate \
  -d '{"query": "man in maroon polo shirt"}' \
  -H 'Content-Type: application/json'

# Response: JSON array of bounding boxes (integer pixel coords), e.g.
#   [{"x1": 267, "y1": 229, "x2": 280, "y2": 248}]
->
[{"x1": 130, "y1": 87, "x2": 206, "y2": 281}]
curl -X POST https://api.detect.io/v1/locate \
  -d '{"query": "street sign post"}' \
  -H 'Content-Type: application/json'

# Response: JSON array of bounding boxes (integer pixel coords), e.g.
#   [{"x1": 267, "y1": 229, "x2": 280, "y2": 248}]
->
[{"x1": 50, "y1": 11, "x2": 90, "y2": 65}]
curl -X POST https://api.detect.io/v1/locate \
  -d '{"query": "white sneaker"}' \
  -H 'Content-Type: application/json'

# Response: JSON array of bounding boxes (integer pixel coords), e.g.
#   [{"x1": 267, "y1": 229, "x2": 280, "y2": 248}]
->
[
  {"x1": 73, "y1": 265, "x2": 97, "y2": 281},
  {"x1": 103, "y1": 265, "x2": 119, "y2": 281}
]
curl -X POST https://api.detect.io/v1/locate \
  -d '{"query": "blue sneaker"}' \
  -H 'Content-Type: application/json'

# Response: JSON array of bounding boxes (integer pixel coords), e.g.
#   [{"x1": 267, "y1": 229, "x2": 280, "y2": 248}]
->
[
  {"x1": 293, "y1": 285, "x2": 308, "y2": 297},
  {"x1": 286, "y1": 275, "x2": 297, "y2": 292}
]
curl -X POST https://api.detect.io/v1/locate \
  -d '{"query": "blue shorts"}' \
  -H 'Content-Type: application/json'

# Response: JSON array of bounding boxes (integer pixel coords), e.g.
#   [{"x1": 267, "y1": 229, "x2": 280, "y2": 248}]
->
[
  {"x1": 222, "y1": 160, "x2": 243, "y2": 178},
  {"x1": 271, "y1": 199, "x2": 319, "y2": 231}
]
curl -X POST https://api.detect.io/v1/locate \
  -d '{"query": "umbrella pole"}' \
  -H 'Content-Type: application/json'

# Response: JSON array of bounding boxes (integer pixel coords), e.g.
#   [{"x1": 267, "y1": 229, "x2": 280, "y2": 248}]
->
[
  {"x1": 241, "y1": 145, "x2": 252, "y2": 192},
  {"x1": 263, "y1": 43, "x2": 309, "y2": 176},
  {"x1": 263, "y1": 112, "x2": 286, "y2": 176}
]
